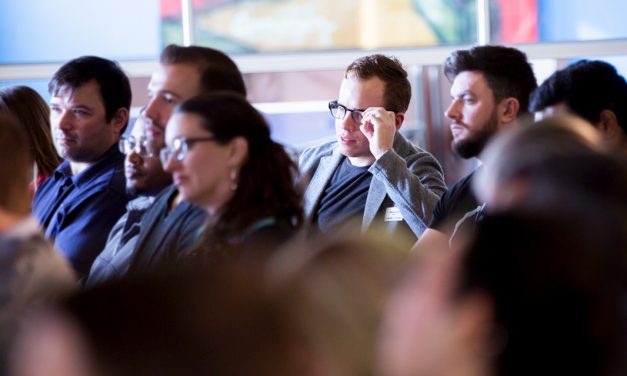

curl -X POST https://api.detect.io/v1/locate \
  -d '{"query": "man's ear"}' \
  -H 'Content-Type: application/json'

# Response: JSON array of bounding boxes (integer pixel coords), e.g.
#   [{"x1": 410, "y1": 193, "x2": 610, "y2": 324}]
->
[
  {"x1": 395, "y1": 112, "x2": 405, "y2": 130},
  {"x1": 499, "y1": 98, "x2": 520, "y2": 125},
  {"x1": 110, "y1": 108, "x2": 129, "y2": 136},
  {"x1": 227, "y1": 136, "x2": 249, "y2": 168},
  {"x1": 597, "y1": 109, "x2": 621, "y2": 139}
]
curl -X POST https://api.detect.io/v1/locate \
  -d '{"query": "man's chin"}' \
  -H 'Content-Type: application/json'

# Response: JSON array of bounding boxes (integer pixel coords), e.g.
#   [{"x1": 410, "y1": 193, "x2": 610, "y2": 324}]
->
[
  {"x1": 125, "y1": 184, "x2": 141, "y2": 196},
  {"x1": 452, "y1": 140, "x2": 481, "y2": 159},
  {"x1": 338, "y1": 143, "x2": 363, "y2": 157},
  {"x1": 56, "y1": 147, "x2": 72, "y2": 161}
]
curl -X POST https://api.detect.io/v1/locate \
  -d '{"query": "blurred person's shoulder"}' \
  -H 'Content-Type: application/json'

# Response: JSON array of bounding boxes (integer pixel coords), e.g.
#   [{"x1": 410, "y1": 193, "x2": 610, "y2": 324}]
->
[{"x1": 0, "y1": 217, "x2": 76, "y2": 303}]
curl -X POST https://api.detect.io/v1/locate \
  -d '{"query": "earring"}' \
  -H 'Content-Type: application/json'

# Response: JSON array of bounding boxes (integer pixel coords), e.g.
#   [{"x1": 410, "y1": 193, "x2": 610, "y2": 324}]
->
[{"x1": 230, "y1": 168, "x2": 238, "y2": 191}]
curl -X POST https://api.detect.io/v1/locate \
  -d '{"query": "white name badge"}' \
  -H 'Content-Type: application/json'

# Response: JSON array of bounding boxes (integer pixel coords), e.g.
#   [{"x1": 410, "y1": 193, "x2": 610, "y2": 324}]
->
[{"x1": 384, "y1": 207, "x2": 404, "y2": 222}]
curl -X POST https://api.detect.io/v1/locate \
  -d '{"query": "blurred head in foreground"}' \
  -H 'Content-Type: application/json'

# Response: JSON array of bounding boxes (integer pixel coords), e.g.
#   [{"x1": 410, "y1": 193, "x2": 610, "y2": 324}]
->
[
  {"x1": 380, "y1": 209, "x2": 627, "y2": 376},
  {"x1": 10, "y1": 227, "x2": 406, "y2": 376},
  {"x1": 473, "y1": 115, "x2": 627, "y2": 224}
]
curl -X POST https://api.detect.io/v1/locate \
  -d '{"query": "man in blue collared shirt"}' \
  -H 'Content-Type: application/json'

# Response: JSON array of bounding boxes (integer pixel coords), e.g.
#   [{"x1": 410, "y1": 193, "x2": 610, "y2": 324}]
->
[{"x1": 32, "y1": 56, "x2": 132, "y2": 279}]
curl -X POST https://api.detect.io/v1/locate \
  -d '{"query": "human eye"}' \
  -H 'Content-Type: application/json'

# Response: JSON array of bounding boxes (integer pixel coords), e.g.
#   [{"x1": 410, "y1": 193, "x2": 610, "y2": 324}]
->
[
  {"x1": 139, "y1": 139, "x2": 156, "y2": 156},
  {"x1": 72, "y1": 108, "x2": 91, "y2": 116},
  {"x1": 462, "y1": 95, "x2": 476, "y2": 104},
  {"x1": 352, "y1": 110, "x2": 364, "y2": 123},
  {"x1": 163, "y1": 93, "x2": 177, "y2": 104},
  {"x1": 171, "y1": 138, "x2": 188, "y2": 160},
  {"x1": 50, "y1": 104, "x2": 62, "y2": 114},
  {"x1": 334, "y1": 104, "x2": 347, "y2": 118}
]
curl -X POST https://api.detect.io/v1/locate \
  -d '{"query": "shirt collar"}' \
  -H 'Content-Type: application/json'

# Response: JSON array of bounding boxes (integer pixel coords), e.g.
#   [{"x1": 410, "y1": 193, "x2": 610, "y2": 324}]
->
[{"x1": 53, "y1": 145, "x2": 124, "y2": 189}]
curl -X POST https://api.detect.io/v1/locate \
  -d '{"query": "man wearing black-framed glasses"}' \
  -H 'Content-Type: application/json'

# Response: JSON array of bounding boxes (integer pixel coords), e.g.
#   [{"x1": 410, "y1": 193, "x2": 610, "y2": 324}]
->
[
  {"x1": 85, "y1": 114, "x2": 172, "y2": 287},
  {"x1": 299, "y1": 54, "x2": 446, "y2": 242}
]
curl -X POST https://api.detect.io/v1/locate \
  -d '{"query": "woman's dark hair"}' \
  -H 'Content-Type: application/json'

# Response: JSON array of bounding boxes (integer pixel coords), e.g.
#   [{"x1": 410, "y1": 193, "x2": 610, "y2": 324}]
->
[
  {"x1": 0, "y1": 86, "x2": 61, "y2": 177},
  {"x1": 176, "y1": 92, "x2": 303, "y2": 256},
  {"x1": 0, "y1": 113, "x2": 31, "y2": 215}
]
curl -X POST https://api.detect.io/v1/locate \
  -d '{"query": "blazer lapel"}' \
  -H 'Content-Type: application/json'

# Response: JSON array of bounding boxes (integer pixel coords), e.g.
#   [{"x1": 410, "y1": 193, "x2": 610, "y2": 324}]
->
[
  {"x1": 303, "y1": 150, "x2": 343, "y2": 220},
  {"x1": 363, "y1": 178, "x2": 387, "y2": 231},
  {"x1": 362, "y1": 134, "x2": 406, "y2": 231}
]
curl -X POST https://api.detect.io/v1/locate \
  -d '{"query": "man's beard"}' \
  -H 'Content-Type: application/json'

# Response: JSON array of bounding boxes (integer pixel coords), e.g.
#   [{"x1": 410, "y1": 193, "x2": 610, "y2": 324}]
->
[{"x1": 452, "y1": 110, "x2": 500, "y2": 159}]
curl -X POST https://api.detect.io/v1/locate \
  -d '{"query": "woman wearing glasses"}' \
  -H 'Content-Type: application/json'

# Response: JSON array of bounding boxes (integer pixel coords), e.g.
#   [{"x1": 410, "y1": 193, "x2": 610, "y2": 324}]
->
[{"x1": 161, "y1": 92, "x2": 303, "y2": 262}]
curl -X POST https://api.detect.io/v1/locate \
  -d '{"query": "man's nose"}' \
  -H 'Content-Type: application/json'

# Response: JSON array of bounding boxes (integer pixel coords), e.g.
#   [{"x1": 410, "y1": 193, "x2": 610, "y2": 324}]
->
[
  {"x1": 126, "y1": 150, "x2": 143, "y2": 165},
  {"x1": 339, "y1": 114, "x2": 355, "y2": 131},
  {"x1": 162, "y1": 153, "x2": 179, "y2": 173},
  {"x1": 55, "y1": 109, "x2": 74, "y2": 130},
  {"x1": 144, "y1": 97, "x2": 161, "y2": 124},
  {"x1": 444, "y1": 100, "x2": 461, "y2": 121}
]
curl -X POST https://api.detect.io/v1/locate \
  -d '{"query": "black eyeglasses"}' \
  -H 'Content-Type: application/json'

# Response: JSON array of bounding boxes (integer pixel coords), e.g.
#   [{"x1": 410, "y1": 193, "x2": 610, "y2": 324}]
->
[
  {"x1": 119, "y1": 136, "x2": 160, "y2": 158},
  {"x1": 159, "y1": 136, "x2": 217, "y2": 166},
  {"x1": 328, "y1": 100, "x2": 366, "y2": 124}
]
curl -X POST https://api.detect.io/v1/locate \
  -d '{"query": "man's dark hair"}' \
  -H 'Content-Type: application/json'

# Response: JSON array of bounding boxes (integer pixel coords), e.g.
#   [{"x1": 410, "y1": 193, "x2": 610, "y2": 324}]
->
[
  {"x1": 49, "y1": 56, "x2": 131, "y2": 123},
  {"x1": 160, "y1": 44, "x2": 246, "y2": 97},
  {"x1": 345, "y1": 54, "x2": 412, "y2": 113},
  {"x1": 529, "y1": 60, "x2": 627, "y2": 134},
  {"x1": 444, "y1": 45, "x2": 537, "y2": 118}
]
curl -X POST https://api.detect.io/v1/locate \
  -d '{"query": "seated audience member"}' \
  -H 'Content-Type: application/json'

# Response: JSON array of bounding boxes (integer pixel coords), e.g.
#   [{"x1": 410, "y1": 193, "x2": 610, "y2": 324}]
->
[
  {"x1": 299, "y1": 54, "x2": 446, "y2": 242},
  {"x1": 530, "y1": 59, "x2": 627, "y2": 149},
  {"x1": 84, "y1": 114, "x2": 172, "y2": 287},
  {"x1": 380, "y1": 117, "x2": 627, "y2": 376},
  {"x1": 10, "y1": 230, "x2": 405, "y2": 376},
  {"x1": 161, "y1": 92, "x2": 303, "y2": 262},
  {"x1": 0, "y1": 85, "x2": 61, "y2": 190},
  {"x1": 413, "y1": 45, "x2": 537, "y2": 252},
  {"x1": 265, "y1": 228, "x2": 408, "y2": 376},
  {"x1": 379, "y1": 210, "x2": 627, "y2": 376},
  {"x1": 31, "y1": 56, "x2": 132, "y2": 279},
  {"x1": 473, "y1": 115, "x2": 626, "y2": 214},
  {"x1": 0, "y1": 114, "x2": 74, "y2": 373},
  {"x1": 126, "y1": 44, "x2": 246, "y2": 275}
]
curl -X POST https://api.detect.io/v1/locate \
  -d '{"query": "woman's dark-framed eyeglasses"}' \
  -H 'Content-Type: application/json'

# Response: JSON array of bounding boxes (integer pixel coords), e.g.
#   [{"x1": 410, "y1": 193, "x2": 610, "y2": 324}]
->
[
  {"x1": 328, "y1": 100, "x2": 366, "y2": 124},
  {"x1": 119, "y1": 136, "x2": 160, "y2": 158},
  {"x1": 159, "y1": 136, "x2": 217, "y2": 166}
]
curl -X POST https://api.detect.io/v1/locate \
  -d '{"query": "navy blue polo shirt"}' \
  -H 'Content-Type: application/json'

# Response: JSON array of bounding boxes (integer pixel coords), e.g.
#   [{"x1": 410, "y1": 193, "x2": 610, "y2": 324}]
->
[{"x1": 32, "y1": 145, "x2": 131, "y2": 278}]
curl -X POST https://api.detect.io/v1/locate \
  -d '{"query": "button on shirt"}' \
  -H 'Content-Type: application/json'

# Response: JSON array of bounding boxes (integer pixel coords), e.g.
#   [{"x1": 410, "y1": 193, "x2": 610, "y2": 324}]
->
[{"x1": 32, "y1": 145, "x2": 131, "y2": 279}]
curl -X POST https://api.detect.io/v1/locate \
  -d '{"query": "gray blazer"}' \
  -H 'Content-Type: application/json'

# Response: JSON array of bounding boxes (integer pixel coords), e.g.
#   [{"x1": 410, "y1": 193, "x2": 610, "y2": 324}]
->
[{"x1": 298, "y1": 133, "x2": 446, "y2": 238}]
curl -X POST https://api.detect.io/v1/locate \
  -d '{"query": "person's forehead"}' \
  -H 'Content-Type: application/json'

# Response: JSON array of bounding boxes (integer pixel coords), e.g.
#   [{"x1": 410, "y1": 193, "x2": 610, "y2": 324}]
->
[
  {"x1": 165, "y1": 112, "x2": 200, "y2": 137},
  {"x1": 148, "y1": 63, "x2": 201, "y2": 96},
  {"x1": 450, "y1": 71, "x2": 492, "y2": 95},
  {"x1": 51, "y1": 80, "x2": 103, "y2": 105},
  {"x1": 338, "y1": 75, "x2": 385, "y2": 105}
]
